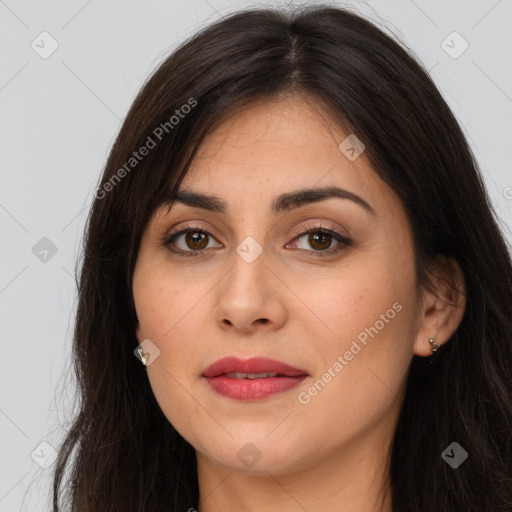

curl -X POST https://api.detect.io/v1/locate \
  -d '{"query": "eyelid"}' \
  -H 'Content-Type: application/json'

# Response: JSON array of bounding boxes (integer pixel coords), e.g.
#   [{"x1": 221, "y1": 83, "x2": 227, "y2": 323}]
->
[
  {"x1": 163, "y1": 221, "x2": 221, "y2": 243},
  {"x1": 290, "y1": 220, "x2": 350, "y2": 240}
]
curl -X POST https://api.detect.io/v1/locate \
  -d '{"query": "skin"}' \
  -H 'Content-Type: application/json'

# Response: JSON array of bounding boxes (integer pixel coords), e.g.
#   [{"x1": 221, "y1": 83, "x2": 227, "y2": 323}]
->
[{"x1": 132, "y1": 94, "x2": 466, "y2": 512}]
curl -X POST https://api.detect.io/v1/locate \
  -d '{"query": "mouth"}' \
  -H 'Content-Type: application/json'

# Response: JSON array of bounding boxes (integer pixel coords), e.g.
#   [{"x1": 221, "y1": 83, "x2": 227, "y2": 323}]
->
[
  {"x1": 222, "y1": 372, "x2": 288, "y2": 379},
  {"x1": 202, "y1": 357, "x2": 309, "y2": 400}
]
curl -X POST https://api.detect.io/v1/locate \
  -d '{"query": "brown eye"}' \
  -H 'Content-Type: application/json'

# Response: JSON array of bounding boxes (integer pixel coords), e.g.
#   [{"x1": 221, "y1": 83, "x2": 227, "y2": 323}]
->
[
  {"x1": 161, "y1": 225, "x2": 222, "y2": 257},
  {"x1": 307, "y1": 232, "x2": 332, "y2": 251},
  {"x1": 185, "y1": 231, "x2": 209, "y2": 250},
  {"x1": 289, "y1": 224, "x2": 352, "y2": 257}
]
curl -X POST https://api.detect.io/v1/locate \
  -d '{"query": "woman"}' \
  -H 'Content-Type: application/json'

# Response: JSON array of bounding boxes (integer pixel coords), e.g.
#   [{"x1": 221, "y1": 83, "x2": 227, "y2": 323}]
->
[{"x1": 52, "y1": 4, "x2": 512, "y2": 511}]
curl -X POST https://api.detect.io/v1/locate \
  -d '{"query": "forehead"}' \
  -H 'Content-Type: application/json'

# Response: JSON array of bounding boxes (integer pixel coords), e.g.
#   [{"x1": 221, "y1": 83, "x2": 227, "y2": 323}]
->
[{"x1": 164, "y1": 95, "x2": 402, "y2": 221}]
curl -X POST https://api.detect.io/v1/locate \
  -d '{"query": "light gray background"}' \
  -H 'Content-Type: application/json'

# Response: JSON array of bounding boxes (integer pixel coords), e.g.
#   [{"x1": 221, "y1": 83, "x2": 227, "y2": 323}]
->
[{"x1": 1, "y1": 0, "x2": 511, "y2": 510}]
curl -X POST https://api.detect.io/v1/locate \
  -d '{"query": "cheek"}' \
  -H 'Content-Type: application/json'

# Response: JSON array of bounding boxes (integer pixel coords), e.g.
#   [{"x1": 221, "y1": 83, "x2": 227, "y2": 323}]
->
[
  {"x1": 133, "y1": 269, "x2": 209, "y2": 441},
  {"x1": 134, "y1": 261, "x2": 203, "y2": 342},
  {"x1": 299, "y1": 249, "x2": 417, "y2": 411},
  {"x1": 313, "y1": 259, "x2": 412, "y2": 349},
  {"x1": 294, "y1": 298, "x2": 415, "y2": 457},
  {"x1": 145, "y1": 364, "x2": 212, "y2": 455}
]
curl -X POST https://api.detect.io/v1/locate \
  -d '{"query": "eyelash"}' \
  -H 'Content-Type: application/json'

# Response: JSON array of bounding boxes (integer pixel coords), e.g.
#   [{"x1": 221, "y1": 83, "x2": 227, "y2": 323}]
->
[{"x1": 160, "y1": 222, "x2": 352, "y2": 259}]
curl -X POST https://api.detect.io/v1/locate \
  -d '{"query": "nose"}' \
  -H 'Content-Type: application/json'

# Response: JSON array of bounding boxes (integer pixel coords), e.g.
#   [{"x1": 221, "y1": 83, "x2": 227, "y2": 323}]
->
[{"x1": 213, "y1": 242, "x2": 287, "y2": 335}]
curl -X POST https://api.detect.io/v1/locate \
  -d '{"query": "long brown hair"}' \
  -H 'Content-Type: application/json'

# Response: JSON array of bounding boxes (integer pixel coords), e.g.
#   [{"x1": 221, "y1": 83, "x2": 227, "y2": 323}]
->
[{"x1": 52, "y1": 5, "x2": 512, "y2": 511}]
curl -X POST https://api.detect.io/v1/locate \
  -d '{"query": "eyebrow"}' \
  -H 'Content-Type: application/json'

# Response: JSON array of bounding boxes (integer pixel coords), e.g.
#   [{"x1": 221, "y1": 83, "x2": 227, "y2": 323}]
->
[{"x1": 165, "y1": 186, "x2": 375, "y2": 215}]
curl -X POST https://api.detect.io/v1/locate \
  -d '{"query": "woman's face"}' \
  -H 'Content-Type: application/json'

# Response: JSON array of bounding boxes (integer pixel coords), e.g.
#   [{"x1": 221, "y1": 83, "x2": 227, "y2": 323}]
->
[{"x1": 132, "y1": 94, "x2": 424, "y2": 475}]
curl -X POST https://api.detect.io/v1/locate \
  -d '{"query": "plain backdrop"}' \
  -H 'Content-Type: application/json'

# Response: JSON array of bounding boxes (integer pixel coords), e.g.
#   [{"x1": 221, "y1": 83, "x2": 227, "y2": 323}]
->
[{"x1": 1, "y1": 0, "x2": 511, "y2": 510}]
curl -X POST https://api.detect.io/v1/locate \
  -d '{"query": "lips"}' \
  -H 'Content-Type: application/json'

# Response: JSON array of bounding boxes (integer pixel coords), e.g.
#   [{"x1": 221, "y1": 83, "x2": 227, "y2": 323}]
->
[
  {"x1": 202, "y1": 357, "x2": 309, "y2": 401},
  {"x1": 202, "y1": 356, "x2": 308, "y2": 378}
]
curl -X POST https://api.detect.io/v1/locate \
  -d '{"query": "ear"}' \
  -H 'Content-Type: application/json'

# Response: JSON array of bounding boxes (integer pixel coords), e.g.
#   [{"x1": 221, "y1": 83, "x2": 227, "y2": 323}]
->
[
  {"x1": 414, "y1": 255, "x2": 466, "y2": 357},
  {"x1": 135, "y1": 322, "x2": 142, "y2": 344}
]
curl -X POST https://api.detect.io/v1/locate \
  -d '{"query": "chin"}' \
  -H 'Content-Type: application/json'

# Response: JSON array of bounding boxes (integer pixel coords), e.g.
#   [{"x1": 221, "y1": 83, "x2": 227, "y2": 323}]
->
[{"x1": 195, "y1": 432, "x2": 311, "y2": 475}]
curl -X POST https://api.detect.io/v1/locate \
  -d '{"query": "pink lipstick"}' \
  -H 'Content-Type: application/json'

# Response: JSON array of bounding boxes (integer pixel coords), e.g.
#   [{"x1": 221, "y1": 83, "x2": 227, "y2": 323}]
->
[{"x1": 202, "y1": 356, "x2": 308, "y2": 400}]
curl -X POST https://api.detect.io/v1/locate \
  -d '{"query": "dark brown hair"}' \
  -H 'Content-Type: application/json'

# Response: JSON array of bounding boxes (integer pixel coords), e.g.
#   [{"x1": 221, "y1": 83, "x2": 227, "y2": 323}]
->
[{"x1": 52, "y1": 4, "x2": 512, "y2": 511}]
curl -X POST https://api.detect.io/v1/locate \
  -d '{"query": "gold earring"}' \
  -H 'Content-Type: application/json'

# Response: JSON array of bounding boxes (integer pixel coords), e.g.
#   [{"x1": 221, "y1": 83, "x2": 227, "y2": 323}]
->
[
  {"x1": 137, "y1": 346, "x2": 148, "y2": 366},
  {"x1": 428, "y1": 337, "x2": 440, "y2": 353}
]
